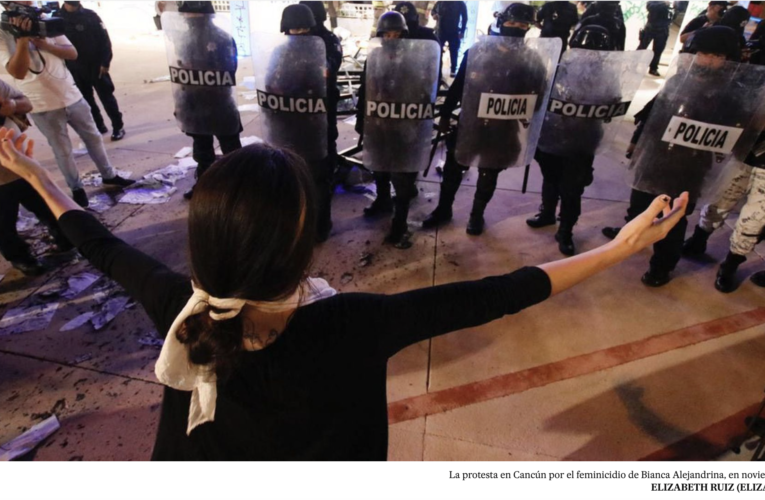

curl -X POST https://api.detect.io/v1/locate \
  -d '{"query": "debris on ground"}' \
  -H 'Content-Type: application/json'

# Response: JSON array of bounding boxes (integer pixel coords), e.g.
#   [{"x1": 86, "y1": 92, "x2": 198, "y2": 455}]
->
[
  {"x1": 59, "y1": 311, "x2": 95, "y2": 332},
  {"x1": 215, "y1": 135, "x2": 262, "y2": 155},
  {"x1": 174, "y1": 146, "x2": 192, "y2": 158},
  {"x1": 71, "y1": 353, "x2": 92, "y2": 364},
  {"x1": 40, "y1": 273, "x2": 99, "y2": 302},
  {"x1": 146, "y1": 75, "x2": 170, "y2": 83},
  {"x1": 358, "y1": 252, "x2": 373, "y2": 267},
  {"x1": 117, "y1": 160, "x2": 197, "y2": 205},
  {"x1": 239, "y1": 91, "x2": 258, "y2": 100},
  {"x1": 0, "y1": 415, "x2": 60, "y2": 461},
  {"x1": 0, "y1": 302, "x2": 59, "y2": 336},
  {"x1": 240, "y1": 75, "x2": 255, "y2": 90},
  {"x1": 81, "y1": 169, "x2": 133, "y2": 188},
  {"x1": 15, "y1": 213, "x2": 39, "y2": 233},
  {"x1": 237, "y1": 104, "x2": 260, "y2": 113},
  {"x1": 87, "y1": 193, "x2": 117, "y2": 214},
  {"x1": 343, "y1": 116, "x2": 357, "y2": 126},
  {"x1": 137, "y1": 330, "x2": 164, "y2": 348},
  {"x1": 58, "y1": 278, "x2": 131, "y2": 333},
  {"x1": 340, "y1": 272, "x2": 353, "y2": 285}
]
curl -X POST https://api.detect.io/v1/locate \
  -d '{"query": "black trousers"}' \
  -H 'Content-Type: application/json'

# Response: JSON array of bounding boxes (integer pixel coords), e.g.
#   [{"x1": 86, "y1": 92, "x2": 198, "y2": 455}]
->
[
  {"x1": 440, "y1": 31, "x2": 462, "y2": 73},
  {"x1": 187, "y1": 134, "x2": 242, "y2": 179},
  {"x1": 0, "y1": 179, "x2": 69, "y2": 263},
  {"x1": 625, "y1": 189, "x2": 696, "y2": 274},
  {"x1": 638, "y1": 28, "x2": 669, "y2": 72},
  {"x1": 311, "y1": 154, "x2": 336, "y2": 232},
  {"x1": 439, "y1": 131, "x2": 501, "y2": 207},
  {"x1": 70, "y1": 66, "x2": 124, "y2": 131},
  {"x1": 535, "y1": 150, "x2": 595, "y2": 230},
  {"x1": 371, "y1": 171, "x2": 418, "y2": 230}
]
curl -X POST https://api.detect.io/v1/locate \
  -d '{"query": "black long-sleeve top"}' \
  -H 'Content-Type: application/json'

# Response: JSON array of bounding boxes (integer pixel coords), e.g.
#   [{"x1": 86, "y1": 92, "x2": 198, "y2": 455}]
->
[
  {"x1": 60, "y1": 211, "x2": 552, "y2": 460},
  {"x1": 433, "y1": 1, "x2": 468, "y2": 36},
  {"x1": 58, "y1": 7, "x2": 113, "y2": 69}
]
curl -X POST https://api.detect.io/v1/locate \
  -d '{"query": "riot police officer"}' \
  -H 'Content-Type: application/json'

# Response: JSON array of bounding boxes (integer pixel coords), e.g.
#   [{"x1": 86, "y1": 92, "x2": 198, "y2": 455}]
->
[
  {"x1": 527, "y1": 25, "x2": 617, "y2": 256},
  {"x1": 602, "y1": 27, "x2": 751, "y2": 287},
  {"x1": 577, "y1": 1, "x2": 625, "y2": 51},
  {"x1": 356, "y1": 11, "x2": 440, "y2": 248},
  {"x1": 362, "y1": 2, "x2": 441, "y2": 221},
  {"x1": 278, "y1": 4, "x2": 336, "y2": 242},
  {"x1": 423, "y1": 3, "x2": 550, "y2": 236},
  {"x1": 161, "y1": 1, "x2": 243, "y2": 200},
  {"x1": 537, "y1": 0, "x2": 579, "y2": 53}
]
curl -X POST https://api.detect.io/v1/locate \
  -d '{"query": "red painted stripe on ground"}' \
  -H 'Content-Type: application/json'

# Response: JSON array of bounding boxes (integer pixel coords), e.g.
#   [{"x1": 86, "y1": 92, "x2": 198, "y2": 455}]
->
[
  {"x1": 640, "y1": 402, "x2": 762, "y2": 461},
  {"x1": 388, "y1": 307, "x2": 765, "y2": 424}
]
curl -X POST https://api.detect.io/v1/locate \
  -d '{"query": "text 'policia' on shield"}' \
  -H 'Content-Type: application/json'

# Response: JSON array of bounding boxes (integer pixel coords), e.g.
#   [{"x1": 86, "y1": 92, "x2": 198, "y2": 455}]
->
[
  {"x1": 365, "y1": 101, "x2": 436, "y2": 120},
  {"x1": 169, "y1": 67, "x2": 236, "y2": 86},
  {"x1": 661, "y1": 116, "x2": 744, "y2": 154},
  {"x1": 256, "y1": 90, "x2": 327, "y2": 114},
  {"x1": 476, "y1": 93, "x2": 537, "y2": 121},
  {"x1": 547, "y1": 99, "x2": 632, "y2": 122}
]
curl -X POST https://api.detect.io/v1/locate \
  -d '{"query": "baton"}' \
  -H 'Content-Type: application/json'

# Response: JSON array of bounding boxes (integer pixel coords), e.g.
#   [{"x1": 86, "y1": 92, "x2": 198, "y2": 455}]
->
[
  {"x1": 521, "y1": 164, "x2": 530, "y2": 194},
  {"x1": 423, "y1": 128, "x2": 442, "y2": 178}
]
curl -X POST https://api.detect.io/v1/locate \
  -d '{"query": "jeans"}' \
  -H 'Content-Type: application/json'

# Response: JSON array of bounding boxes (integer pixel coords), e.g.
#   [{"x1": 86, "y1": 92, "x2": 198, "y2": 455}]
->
[
  {"x1": 31, "y1": 98, "x2": 116, "y2": 191},
  {"x1": 0, "y1": 179, "x2": 69, "y2": 262}
]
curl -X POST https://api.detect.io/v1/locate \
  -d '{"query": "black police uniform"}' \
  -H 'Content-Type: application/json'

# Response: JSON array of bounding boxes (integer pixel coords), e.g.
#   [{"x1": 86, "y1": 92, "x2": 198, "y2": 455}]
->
[
  {"x1": 427, "y1": 39, "x2": 548, "y2": 234},
  {"x1": 179, "y1": 17, "x2": 242, "y2": 185},
  {"x1": 432, "y1": 1, "x2": 468, "y2": 74},
  {"x1": 537, "y1": 1, "x2": 579, "y2": 52},
  {"x1": 637, "y1": 1, "x2": 673, "y2": 72},
  {"x1": 614, "y1": 64, "x2": 747, "y2": 280},
  {"x1": 361, "y1": 13, "x2": 441, "y2": 241},
  {"x1": 58, "y1": 5, "x2": 124, "y2": 135}
]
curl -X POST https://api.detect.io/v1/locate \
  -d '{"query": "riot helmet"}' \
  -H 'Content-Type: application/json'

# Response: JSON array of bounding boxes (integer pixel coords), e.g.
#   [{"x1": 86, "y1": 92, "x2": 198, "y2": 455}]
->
[
  {"x1": 299, "y1": 1, "x2": 327, "y2": 24},
  {"x1": 176, "y1": 1, "x2": 215, "y2": 14},
  {"x1": 280, "y1": 3, "x2": 316, "y2": 34},
  {"x1": 690, "y1": 25, "x2": 741, "y2": 61},
  {"x1": 570, "y1": 25, "x2": 614, "y2": 51},
  {"x1": 498, "y1": 3, "x2": 535, "y2": 37},
  {"x1": 376, "y1": 11, "x2": 408, "y2": 38}
]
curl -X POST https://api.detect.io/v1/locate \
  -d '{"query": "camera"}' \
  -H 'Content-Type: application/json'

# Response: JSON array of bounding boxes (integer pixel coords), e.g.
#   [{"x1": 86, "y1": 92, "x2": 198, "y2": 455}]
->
[{"x1": 0, "y1": 2, "x2": 65, "y2": 39}]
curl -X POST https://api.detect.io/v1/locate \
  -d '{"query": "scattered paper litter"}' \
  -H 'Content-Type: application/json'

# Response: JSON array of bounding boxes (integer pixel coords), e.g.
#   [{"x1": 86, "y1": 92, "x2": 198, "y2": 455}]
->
[
  {"x1": 116, "y1": 160, "x2": 196, "y2": 205},
  {"x1": 0, "y1": 415, "x2": 60, "y2": 461},
  {"x1": 62, "y1": 273, "x2": 100, "y2": 300},
  {"x1": 59, "y1": 311, "x2": 95, "y2": 332},
  {"x1": 119, "y1": 185, "x2": 177, "y2": 205},
  {"x1": 147, "y1": 75, "x2": 170, "y2": 83},
  {"x1": 176, "y1": 157, "x2": 198, "y2": 169},
  {"x1": 138, "y1": 335, "x2": 164, "y2": 348},
  {"x1": 215, "y1": 135, "x2": 262, "y2": 155},
  {"x1": 240, "y1": 91, "x2": 258, "y2": 100},
  {"x1": 15, "y1": 213, "x2": 39, "y2": 233},
  {"x1": 343, "y1": 116, "x2": 357, "y2": 126},
  {"x1": 240, "y1": 75, "x2": 255, "y2": 89},
  {"x1": 90, "y1": 295, "x2": 131, "y2": 331},
  {"x1": 174, "y1": 146, "x2": 193, "y2": 158},
  {"x1": 87, "y1": 193, "x2": 116, "y2": 214},
  {"x1": 237, "y1": 104, "x2": 260, "y2": 113},
  {"x1": 0, "y1": 302, "x2": 59, "y2": 336}
]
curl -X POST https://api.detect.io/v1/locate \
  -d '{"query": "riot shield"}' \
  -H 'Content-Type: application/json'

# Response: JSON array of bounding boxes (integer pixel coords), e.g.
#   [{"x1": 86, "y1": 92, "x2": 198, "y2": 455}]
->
[
  {"x1": 536, "y1": 49, "x2": 651, "y2": 159},
  {"x1": 363, "y1": 38, "x2": 440, "y2": 173},
  {"x1": 630, "y1": 54, "x2": 765, "y2": 199},
  {"x1": 251, "y1": 32, "x2": 328, "y2": 162},
  {"x1": 161, "y1": 11, "x2": 240, "y2": 136},
  {"x1": 455, "y1": 36, "x2": 560, "y2": 171}
]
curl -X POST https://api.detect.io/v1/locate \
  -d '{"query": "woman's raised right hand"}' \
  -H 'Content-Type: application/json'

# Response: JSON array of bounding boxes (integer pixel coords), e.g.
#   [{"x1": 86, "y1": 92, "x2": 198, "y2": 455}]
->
[{"x1": 0, "y1": 126, "x2": 43, "y2": 181}]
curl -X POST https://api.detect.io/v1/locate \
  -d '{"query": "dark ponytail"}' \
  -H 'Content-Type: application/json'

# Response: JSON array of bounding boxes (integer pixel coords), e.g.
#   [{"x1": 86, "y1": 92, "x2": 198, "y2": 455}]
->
[{"x1": 177, "y1": 144, "x2": 317, "y2": 378}]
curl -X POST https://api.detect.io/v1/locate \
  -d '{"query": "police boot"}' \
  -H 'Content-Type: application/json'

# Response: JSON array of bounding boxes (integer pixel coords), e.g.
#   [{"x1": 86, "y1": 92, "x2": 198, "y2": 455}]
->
[
  {"x1": 682, "y1": 225, "x2": 711, "y2": 256},
  {"x1": 385, "y1": 212, "x2": 412, "y2": 249},
  {"x1": 641, "y1": 266, "x2": 672, "y2": 287},
  {"x1": 555, "y1": 227, "x2": 575, "y2": 256},
  {"x1": 423, "y1": 166, "x2": 461, "y2": 229},
  {"x1": 466, "y1": 199, "x2": 488, "y2": 236},
  {"x1": 715, "y1": 252, "x2": 747, "y2": 293},
  {"x1": 526, "y1": 208, "x2": 557, "y2": 229},
  {"x1": 184, "y1": 162, "x2": 212, "y2": 200}
]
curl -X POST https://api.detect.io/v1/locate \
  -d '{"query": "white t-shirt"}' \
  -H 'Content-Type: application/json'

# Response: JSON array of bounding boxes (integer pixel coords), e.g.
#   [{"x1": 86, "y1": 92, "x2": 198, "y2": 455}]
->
[{"x1": 0, "y1": 31, "x2": 81, "y2": 113}]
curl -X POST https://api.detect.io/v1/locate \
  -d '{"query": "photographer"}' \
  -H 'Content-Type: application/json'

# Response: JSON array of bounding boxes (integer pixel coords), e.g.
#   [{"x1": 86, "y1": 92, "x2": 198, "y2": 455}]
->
[
  {"x1": 0, "y1": 1, "x2": 133, "y2": 208},
  {"x1": 0, "y1": 78, "x2": 71, "y2": 276}
]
